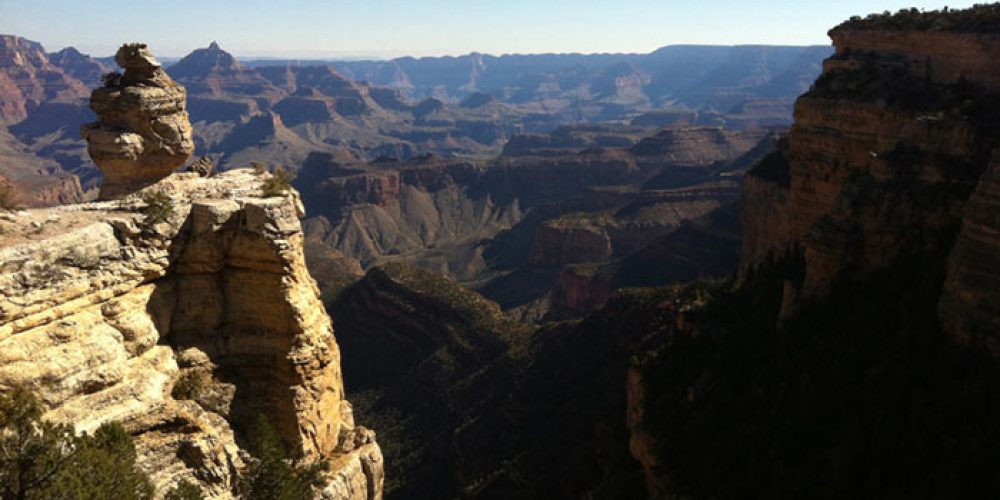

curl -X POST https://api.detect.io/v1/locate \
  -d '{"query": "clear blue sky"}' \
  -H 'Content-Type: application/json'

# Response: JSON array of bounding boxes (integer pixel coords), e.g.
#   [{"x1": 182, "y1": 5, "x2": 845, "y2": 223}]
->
[{"x1": 0, "y1": 0, "x2": 980, "y2": 59}]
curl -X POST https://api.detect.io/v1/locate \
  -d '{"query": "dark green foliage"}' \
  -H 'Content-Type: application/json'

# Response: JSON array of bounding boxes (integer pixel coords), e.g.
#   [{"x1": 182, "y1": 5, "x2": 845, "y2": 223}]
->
[
  {"x1": 836, "y1": 4, "x2": 1000, "y2": 33},
  {"x1": 0, "y1": 388, "x2": 153, "y2": 500},
  {"x1": 261, "y1": 167, "x2": 295, "y2": 197},
  {"x1": 378, "y1": 262, "x2": 526, "y2": 335},
  {"x1": 140, "y1": 190, "x2": 174, "y2": 226},
  {"x1": 46, "y1": 423, "x2": 154, "y2": 500},
  {"x1": 238, "y1": 415, "x2": 326, "y2": 500},
  {"x1": 171, "y1": 370, "x2": 207, "y2": 400},
  {"x1": 334, "y1": 265, "x2": 643, "y2": 499},
  {"x1": 0, "y1": 387, "x2": 76, "y2": 500},
  {"x1": 636, "y1": 248, "x2": 1000, "y2": 498},
  {"x1": 164, "y1": 480, "x2": 205, "y2": 500}
]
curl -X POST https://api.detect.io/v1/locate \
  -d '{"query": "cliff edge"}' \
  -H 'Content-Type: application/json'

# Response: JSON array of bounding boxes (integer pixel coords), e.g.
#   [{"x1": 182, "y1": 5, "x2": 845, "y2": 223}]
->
[{"x1": 0, "y1": 170, "x2": 383, "y2": 498}]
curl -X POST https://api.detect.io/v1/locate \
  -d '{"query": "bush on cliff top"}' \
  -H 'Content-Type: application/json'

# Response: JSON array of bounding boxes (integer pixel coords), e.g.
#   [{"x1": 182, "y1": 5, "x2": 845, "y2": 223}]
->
[
  {"x1": 836, "y1": 4, "x2": 1000, "y2": 33},
  {"x1": 261, "y1": 166, "x2": 295, "y2": 197},
  {"x1": 140, "y1": 190, "x2": 174, "y2": 226}
]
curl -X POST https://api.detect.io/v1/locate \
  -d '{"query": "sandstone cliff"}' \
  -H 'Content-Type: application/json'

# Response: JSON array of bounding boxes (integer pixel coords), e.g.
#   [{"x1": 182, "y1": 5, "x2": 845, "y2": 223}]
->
[
  {"x1": 0, "y1": 170, "x2": 382, "y2": 498},
  {"x1": 738, "y1": 10, "x2": 1000, "y2": 343}
]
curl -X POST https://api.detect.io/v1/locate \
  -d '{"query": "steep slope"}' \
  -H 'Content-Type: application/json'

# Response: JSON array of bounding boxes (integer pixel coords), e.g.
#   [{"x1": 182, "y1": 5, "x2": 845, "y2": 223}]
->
[
  {"x1": 0, "y1": 170, "x2": 383, "y2": 498},
  {"x1": 332, "y1": 264, "x2": 644, "y2": 499}
]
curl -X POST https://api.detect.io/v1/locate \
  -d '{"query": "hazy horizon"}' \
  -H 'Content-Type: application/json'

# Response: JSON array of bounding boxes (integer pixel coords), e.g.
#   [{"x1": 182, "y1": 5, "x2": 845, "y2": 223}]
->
[{"x1": 0, "y1": 0, "x2": 982, "y2": 59}]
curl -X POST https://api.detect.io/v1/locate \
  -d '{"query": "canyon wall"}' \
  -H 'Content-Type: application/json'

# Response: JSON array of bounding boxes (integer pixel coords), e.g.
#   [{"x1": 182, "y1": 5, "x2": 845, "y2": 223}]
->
[
  {"x1": 739, "y1": 21, "x2": 1000, "y2": 346},
  {"x1": 0, "y1": 170, "x2": 382, "y2": 498},
  {"x1": 617, "y1": 11, "x2": 1000, "y2": 497}
]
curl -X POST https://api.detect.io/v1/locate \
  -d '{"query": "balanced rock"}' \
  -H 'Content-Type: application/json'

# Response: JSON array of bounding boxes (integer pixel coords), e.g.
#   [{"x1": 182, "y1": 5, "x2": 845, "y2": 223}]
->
[{"x1": 81, "y1": 43, "x2": 194, "y2": 199}]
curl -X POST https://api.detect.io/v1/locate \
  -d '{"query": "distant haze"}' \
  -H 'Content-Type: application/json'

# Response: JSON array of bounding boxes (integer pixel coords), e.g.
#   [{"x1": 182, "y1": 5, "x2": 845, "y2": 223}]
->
[{"x1": 0, "y1": 0, "x2": 981, "y2": 58}]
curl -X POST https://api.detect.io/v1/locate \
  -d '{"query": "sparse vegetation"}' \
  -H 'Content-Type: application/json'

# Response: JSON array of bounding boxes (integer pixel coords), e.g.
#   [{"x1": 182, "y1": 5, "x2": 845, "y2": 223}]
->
[
  {"x1": 837, "y1": 4, "x2": 1000, "y2": 33},
  {"x1": 237, "y1": 415, "x2": 326, "y2": 500},
  {"x1": 140, "y1": 190, "x2": 174, "y2": 226},
  {"x1": 0, "y1": 387, "x2": 154, "y2": 500},
  {"x1": 171, "y1": 370, "x2": 208, "y2": 401},
  {"x1": 250, "y1": 161, "x2": 267, "y2": 175},
  {"x1": 164, "y1": 480, "x2": 205, "y2": 500},
  {"x1": 261, "y1": 167, "x2": 295, "y2": 197},
  {"x1": 378, "y1": 262, "x2": 526, "y2": 335}
]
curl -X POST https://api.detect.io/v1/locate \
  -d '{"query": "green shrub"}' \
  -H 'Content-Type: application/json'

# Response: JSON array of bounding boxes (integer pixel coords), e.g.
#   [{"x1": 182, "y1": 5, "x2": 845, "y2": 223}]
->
[
  {"x1": 140, "y1": 190, "x2": 174, "y2": 226},
  {"x1": 238, "y1": 415, "x2": 326, "y2": 500},
  {"x1": 261, "y1": 167, "x2": 295, "y2": 197},
  {"x1": 0, "y1": 387, "x2": 154, "y2": 499},
  {"x1": 171, "y1": 370, "x2": 207, "y2": 401},
  {"x1": 164, "y1": 480, "x2": 205, "y2": 500},
  {"x1": 836, "y1": 4, "x2": 1000, "y2": 32}
]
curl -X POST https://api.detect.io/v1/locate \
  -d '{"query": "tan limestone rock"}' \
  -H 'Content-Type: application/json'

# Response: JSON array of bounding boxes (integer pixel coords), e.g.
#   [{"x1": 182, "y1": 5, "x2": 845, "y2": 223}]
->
[
  {"x1": 0, "y1": 170, "x2": 382, "y2": 498},
  {"x1": 81, "y1": 43, "x2": 195, "y2": 200}
]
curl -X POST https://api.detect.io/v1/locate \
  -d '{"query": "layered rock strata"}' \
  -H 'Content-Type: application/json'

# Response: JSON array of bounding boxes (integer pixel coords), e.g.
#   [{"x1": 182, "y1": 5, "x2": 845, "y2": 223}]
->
[
  {"x1": 0, "y1": 170, "x2": 382, "y2": 498},
  {"x1": 739, "y1": 17, "x2": 1000, "y2": 344},
  {"x1": 81, "y1": 44, "x2": 195, "y2": 199}
]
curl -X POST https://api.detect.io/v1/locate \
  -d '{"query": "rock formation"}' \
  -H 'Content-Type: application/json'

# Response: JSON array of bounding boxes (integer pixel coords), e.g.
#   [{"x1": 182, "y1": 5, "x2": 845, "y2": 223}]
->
[
  {"x1": 0, "y1": 170, "x2": 382, "y2": 498},
  {"x1": 617, "y1": 7, "x2": 1000, "y2": 498},
  {"x1": 735, "y1": 8, "x2": 1000, "y2": 344},
  {"x1": 81, "y1": 43, "x2": 195, "y2": 200}
]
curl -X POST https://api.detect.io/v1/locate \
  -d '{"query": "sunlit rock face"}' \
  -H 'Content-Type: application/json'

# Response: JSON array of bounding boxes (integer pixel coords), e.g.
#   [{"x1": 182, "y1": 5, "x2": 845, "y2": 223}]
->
[
  {"x1": 81, "y1": 43, "x2": 195, "y2": 200},
  {"x1": 0, "y1": 171, "x2": 383, "y2": 498}
]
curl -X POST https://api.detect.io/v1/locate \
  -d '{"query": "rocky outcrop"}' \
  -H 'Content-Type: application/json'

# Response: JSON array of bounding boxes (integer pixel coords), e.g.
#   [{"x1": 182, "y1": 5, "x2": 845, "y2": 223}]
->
[
  {"x1": 81, "y1": 44, "x2": 195, "y2": 199},
  {"x1": 630, "y1": 127, "x2": 772, "y2": 165},
  {"x1": 529, "y1": 221, "x2": 612, "y2": 266},
  {"x1": 737, "y1": 13, "x2": 1000, "y2": 325},
  {"x1": 738, "y1": 145, "x2": 792, "y2": 277},
  {"x1": 939, "y1": 151, "x2": 1000, "y2": 352},
  {"x1": 0, "y1": 170, "x2": 382, "y2": 498},
  {"x1": 550, "y1": 265, "x2": 614, "y2": 318}
]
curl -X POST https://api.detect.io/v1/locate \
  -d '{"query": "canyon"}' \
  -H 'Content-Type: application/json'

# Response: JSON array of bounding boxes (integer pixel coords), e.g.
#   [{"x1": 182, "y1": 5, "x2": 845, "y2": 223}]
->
[
  {"x1": 325, "y1": 5, "x2": 1000, "y2": 498},
  {"x1": 0, "y1": 35, "x2": 827, "y2": 202},
  {"x1": 4, "y1": 4, "x2": 1000, "y2": 499}
]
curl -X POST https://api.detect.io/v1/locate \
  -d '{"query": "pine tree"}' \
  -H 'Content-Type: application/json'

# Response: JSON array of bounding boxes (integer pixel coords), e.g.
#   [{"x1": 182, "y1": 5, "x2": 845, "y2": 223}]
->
[
  {"x1": 238, "y1": 415, "x2": 326, "y2": 500},
  {"x1": 0, "y1": 387, "x2": 154, "y2": 500}
]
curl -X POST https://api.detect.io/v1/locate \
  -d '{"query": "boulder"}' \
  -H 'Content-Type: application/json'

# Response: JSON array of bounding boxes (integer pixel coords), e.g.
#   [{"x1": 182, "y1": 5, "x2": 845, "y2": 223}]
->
[{"x1": 81, "y1": 43, "x2": 194, "y2": 199}]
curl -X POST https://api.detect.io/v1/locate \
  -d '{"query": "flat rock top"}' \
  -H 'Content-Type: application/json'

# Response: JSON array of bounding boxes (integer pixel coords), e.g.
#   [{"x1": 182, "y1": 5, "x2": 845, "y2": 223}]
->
[{"x1": 0, "y1": 169, "x2": 290, "y2": 250}]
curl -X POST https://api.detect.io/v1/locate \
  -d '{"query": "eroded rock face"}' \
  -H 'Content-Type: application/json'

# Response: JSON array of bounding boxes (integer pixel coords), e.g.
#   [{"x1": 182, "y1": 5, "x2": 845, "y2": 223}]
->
[
  {"x1": 81, "y1": 43, "x2": 195, "y2": 200},
  {"x1": 0, "y1": 170, "x2": 382, "y2": 498},
  {"x1": 939, "y1": 152, "x2": 1000, "y2": 352},
  {"x1": 736, "y1": 19, "x2": 1000, "y2": 346}
]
